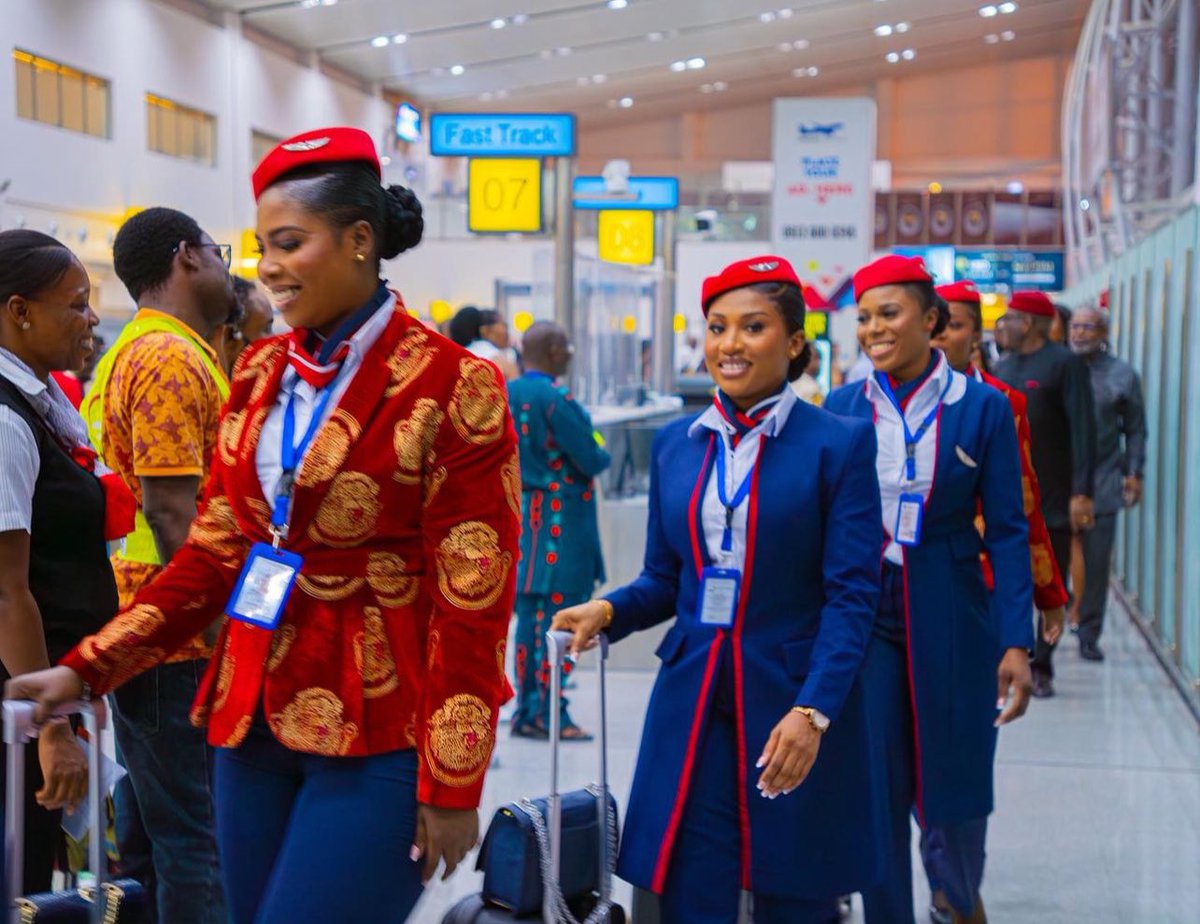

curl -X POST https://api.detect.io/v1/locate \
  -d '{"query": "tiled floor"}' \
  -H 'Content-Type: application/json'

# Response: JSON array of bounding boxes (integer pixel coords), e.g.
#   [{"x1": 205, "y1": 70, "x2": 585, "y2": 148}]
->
[{"x1": 413, "y1": 598, "x2": 1200, "y2": 923}]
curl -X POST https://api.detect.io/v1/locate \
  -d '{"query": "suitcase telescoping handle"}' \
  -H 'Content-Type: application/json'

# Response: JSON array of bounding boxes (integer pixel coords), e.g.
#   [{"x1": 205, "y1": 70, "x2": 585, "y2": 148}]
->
[
  {"x1": 4, "y1": 699, "x2": 108, "y2": 924},
  {"x1": 545, "y1": 630, "x2": 612, "y2": 915}
]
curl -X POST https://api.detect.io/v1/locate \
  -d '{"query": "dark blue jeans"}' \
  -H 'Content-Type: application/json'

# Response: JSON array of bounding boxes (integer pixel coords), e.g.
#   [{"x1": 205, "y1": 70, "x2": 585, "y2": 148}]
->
[
  {"x1": 213, "y1": 717, "x2": 424, "y2": 924},
  {"x1": 112, "y1": 659, "x2": 226, "y2": 924}
]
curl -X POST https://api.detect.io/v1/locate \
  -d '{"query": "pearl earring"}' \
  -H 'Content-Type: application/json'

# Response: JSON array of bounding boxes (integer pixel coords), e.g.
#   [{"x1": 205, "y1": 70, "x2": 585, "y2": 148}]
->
[
  {"x1": 354, "y1": 253, "x2": 366, "y2": 263},
  {"x1": 20, "y1": 322, "x2": 31, "y2": 330}
]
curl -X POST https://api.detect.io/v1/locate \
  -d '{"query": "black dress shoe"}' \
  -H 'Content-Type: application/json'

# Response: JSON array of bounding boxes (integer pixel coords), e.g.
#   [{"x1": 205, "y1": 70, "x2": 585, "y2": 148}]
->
[
  {"x1": 1080, "y1": 640, "x2": 1105, "y2": 662},
  {"x1": 1031, "y1": 673, "x2": 1055, "y2": 698}
]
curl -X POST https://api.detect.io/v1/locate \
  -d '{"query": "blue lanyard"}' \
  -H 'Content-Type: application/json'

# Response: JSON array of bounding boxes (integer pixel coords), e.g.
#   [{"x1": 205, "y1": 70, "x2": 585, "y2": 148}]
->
[
  {"x1": 714, "y1": 435, "x2": 756, "y2": 554},
  {"x1": 875, "y1": 372, "x2": 953, "y2": 484},
  {"x1": 270, "y1": 372, "x2": 343, "y2": 540}
]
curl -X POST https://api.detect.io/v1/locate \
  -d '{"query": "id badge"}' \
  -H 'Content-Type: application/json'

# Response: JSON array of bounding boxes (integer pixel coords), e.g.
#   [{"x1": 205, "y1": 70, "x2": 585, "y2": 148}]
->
[
  {"x1": 698, "y1": 566, "x2": 741, "y2": 628},
  {"x1": 895, "y1": 492, "x2": 925, "y2": 547},
  {"x1": 226, "y1": 542, "x2": 303, "y2": 630}
]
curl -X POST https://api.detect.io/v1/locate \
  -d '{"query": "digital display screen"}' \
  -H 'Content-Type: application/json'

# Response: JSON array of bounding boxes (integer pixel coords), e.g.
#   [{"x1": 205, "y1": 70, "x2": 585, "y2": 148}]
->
[{"x1": 395, "y1": 103, "x2": 421, "y2": 144}]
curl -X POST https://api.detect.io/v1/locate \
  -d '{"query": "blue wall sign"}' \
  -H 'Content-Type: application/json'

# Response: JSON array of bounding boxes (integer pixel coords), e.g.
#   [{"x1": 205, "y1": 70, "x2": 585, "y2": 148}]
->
[
  {"x1": 955, "y1": 249, "x2": 1065, "y2": 291},
  {"x1": 429, "y1": 113, "x2": 576, "y2": 157},
  {"x1": 572, "y1": 176, "x2": 679, "y2": 211}
]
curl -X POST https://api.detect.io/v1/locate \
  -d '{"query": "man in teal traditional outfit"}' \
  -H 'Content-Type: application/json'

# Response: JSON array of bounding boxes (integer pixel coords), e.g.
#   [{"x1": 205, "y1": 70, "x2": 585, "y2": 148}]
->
[{"x1": 508, "y1": 322, "x2": 611, "y2": 740}]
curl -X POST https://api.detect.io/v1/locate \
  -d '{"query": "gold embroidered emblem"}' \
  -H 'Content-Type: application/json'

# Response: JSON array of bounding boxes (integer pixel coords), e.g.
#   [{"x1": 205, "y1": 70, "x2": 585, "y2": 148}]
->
[
  {"x1": 191, "y1": 496, "x2": 244, "y2": 561},
  {"x1": 423, "y1": 463, "x2": 448, "y2": 508},
  {"x1": 218, "y1": 411, "x2": 245, "y2": 467},
  {"x1": 296, "y1": 573, "x2": 366, "y2": 601},
  {"x1": 234, "y1": 341, "x2": 285, "y2": 406},
  {"x1": 385, "y1": 327, "x2": 437, "y2": 398},
  {"x1": 1022, "y1": 476, "x2": 1036, "y2": 517},
  {"x1": 365, "y1": 553, "x2": 419, "y2": 607},
  {"x1": 393, "y1": 399, "x2": 444, "y2": 484},
  {"x1": 448, "y1": 358, "x2": 507, "y2": 445},
  {"x1": 495, "y1": 640, "x2": 507, "y2": 681},
  {"x1": 501, "y1": 453, "x2": 522, "y2": 517},
  {"x1": 353, "y1": 607, "x2": 399, "y2": 699},
  {"x1": 221, "y1": 715, "x2": 253, "y2": 748},
  {"x1": 428, "y1": 629, "x2": 441, "y2": 669},
  {"x1": 308, "y1": 472, "x2": 381, "y2": 547},
  {"x1": 267, "y1": 624, "x2": 297, "y2": 672},
  {"x1": 297, "y1": 409, "x2": 362, "y2": 487},
  {"x1": 426, "y1": 694, "x2": 494, "y2": 787},
  {"x1": 105, "y1": 647, "x2": 168, "y2": 689},
  {"x1": 436, "y1": 521, "x2": 512, "y2": 610},
  {"x1": 1031, "y1": 544, "x2": 1055, "y2": 588},
  {"x1": 246, "y1": 497, "x2": 273, "y2": 534},
  {"x1": 270, "y1": 688, "x2": 359, "y2": 756},
  {"x1": 78, "y1": 605, "x2": 167, "y2": 672},
  {"x1": 189, "y1": 702, "x2": 210, "y2": 728},
  {"x1": 213, "y1": 654, "x2": 235, "y2": 711},
  {"x1": 404, "y1": 715, "x2": 418, "y2": 747}
]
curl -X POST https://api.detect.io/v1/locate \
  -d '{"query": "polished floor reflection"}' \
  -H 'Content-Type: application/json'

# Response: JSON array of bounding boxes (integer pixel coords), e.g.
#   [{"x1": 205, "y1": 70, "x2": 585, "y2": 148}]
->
[{"x1": 416, "y1": 597, "x2": 1200, "y2": 923}]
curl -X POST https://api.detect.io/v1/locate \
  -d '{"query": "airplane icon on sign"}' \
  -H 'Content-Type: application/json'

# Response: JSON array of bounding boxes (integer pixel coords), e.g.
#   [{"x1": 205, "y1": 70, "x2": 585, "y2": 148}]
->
[{"x1": 798, "y1": 122, "x2": 845, "y2": 138}]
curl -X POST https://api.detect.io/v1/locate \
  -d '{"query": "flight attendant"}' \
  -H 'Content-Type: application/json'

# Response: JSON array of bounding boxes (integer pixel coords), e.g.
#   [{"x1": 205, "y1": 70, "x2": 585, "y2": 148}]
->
[
  {"x1": 6, "y1": 127, "x2": 520, "y2": 924},
  {"x1": 554, "y1": 256, "x2": 885, "y2": 924},
  {"x1": 824, "y1": 257, "x2": 1035, "y2": 924}
]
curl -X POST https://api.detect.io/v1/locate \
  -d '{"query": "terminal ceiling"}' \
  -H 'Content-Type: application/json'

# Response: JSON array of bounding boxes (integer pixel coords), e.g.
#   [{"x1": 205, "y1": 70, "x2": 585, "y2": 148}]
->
[{"x1": 207, "y1": 0, "x2": 1088, "y2": 124}]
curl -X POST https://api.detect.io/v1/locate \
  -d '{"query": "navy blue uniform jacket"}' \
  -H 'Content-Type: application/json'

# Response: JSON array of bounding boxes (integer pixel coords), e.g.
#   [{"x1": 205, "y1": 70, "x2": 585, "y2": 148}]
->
[
  {"x1": 825, "y1": 371, "x2": 1035, "y2": 827},
  {"x1": 605, "y1": 400, "x2": 885, "y2": 898}
]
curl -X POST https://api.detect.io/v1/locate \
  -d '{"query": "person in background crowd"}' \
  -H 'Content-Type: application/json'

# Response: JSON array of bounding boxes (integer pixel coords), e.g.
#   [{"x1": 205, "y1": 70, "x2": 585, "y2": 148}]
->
[
  {"x1": 1067, "y1": 306, "x2": 1146, "y2": 661},
  {"x1": 81, "y1": 207, "x2": 235, "y2": 924},
  {"x1": 791, "y1": 347, "x2": 824, "y2": 405},
  {"x1": 508, "y1": 321, "x2": 610, "y2": 741},
  {"x1": 826, "y1": 256, "x2": 1034, "y2": 924},
  {"x1": 1049, "y1": 304, "x2": 1071, "y2": 345},
  {"x1": 210, "y1": 277, "x2": 275, "y2": 377},
  {"x1": 479, "y1": 308, "x2": 522, "y2": 374},
  {"x1": 926, "y1": 280, "x2": 1069, "y2": 923},
  {"x1": 7, "y1": 126, "x2": 519, "y2": 924},
  {"x1": 554, "y1": 255, "x2": 885, "y2": 924},
  {"x1": 994, "y1": 290, "x2": 1096, "y2": 698},
  {"x1": 449, "y1": 305, "x2": 519, "y2": 379},
  {"x1": 49, "y1": 369, "x2": 84, "y2": 409},
  {"x1": 0, "y1": 230, "x2": 132, "y2": 898}
]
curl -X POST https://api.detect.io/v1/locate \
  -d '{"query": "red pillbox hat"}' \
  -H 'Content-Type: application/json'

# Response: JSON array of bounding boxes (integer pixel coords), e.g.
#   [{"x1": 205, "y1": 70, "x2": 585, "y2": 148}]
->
[
  {"x1": 701, "y1": 255, "x2": 802, "y2": 314},
  {"x1": 853, "y1": 254, "x2": 934, "y2": 301},
  {"x1": 252, "y1": 126, "x2": 380, "y2": 201},
  {"x1": 935, "y1": 280, "x2": 981, "y2": 305},
  {"x1": 1007, "y1": 290, "x2": 1056, "y2": 318}
]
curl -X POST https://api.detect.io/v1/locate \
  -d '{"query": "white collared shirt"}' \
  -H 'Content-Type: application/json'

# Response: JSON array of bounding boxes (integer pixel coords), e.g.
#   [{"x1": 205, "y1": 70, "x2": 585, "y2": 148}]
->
[
  {"x1": 255, "y1": 296, "x2": 396, "y2": 505},
  {"x1": 689, "y1": 387, "x2": 798, "y2": 571},
  {"x1": 862, "y1": 351, "x2": 968, "y2": 565},
  {"x1": 0, "y1": 348, "x2": 89, "y2": 533}
]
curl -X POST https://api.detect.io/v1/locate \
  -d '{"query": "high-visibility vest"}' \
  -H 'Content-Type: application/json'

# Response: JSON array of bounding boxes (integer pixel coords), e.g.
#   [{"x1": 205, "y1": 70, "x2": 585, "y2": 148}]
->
[{"x1": 83, "y1": 312, "x2": 230, "y2": 565}]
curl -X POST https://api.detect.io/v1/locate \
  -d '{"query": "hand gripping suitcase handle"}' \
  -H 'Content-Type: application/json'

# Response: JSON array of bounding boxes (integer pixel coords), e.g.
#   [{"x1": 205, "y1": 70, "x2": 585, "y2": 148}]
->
[
  {"x1": 4, "y1": 699, "x2": 109, "y2": 924},
  {"x1": 544, "y1": 630, "x2": 613, "y2": 919}
]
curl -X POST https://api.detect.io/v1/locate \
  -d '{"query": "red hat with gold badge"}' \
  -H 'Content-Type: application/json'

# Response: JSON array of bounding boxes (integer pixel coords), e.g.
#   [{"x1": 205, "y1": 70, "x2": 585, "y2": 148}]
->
[
  {"x1": 935, "y1": 280, "x2": 981, "y2": 305},
  {"x1": 852, "y1": 254, "x2": 934, "y2": 302},
  {"x1": 701, "y1": 255, "x2": 802, "y2": 314},
  {"x1": 252, "y1": 126, "x2": 381, "y2": 201},
  {"x1": 1007, "y1": 290, "x2": 1056, "y2": 318}
]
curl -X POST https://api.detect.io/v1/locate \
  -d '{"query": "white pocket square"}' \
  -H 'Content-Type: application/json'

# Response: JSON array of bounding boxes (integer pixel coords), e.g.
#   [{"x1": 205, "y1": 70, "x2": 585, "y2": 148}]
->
[{"x1": 956, "y1": 446, "x2": 978, "y2": 468}]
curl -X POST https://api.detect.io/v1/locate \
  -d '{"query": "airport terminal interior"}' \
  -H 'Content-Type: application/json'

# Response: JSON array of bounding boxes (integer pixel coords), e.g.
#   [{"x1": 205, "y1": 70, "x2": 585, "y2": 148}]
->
[{"x1": 0, "y1": 0, "x2": 1198, "y2": 922}]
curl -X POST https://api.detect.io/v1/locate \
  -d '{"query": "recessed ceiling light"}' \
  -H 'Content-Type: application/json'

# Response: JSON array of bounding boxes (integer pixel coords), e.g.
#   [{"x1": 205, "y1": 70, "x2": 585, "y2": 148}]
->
[
  {"x1": 512, "y1": 13, "x2": 529, "y2": 24},
  {"x1": 300, "y1": 0, "x2": 339, "y2": 7},
  {"x1": 555, "y1": 46, "x2": 572, "y2": 56},
  {"x1": 984, "y1": 33, "x2": 1000, "y2": 43},
  {"x1": 779, "y1": 8, "x2": 794, "y2": 18},
  {"x1": 886, "y1": 51, "x2": 900, "y2": 63},
  {"x1": 895, "y1": 22, "x2": 910, "y2": 33},
  {"x1": 370, "y1": 35, "x2": 389, "y2": 48},
  {"x1": 607, "y1": 0, "x2": 629, "y2": 8},
  {"x1": 647, "y1": 31, "x2": 664, "y2": 41},
  {"x1": 450, "y1": 64, "x2": 465, "y2": 75},
  {"x1": 759, "y1": 12, "x2": 777, "y2": 23},
  {"x1": 490, "y1": 18, "x2": 506, "y2": 29},
  {"x1": 687, "y1": 57, "x2": 706, "y2": 69},
  {"x1": 670, "y1": 60, "x2": 687, "y2": 72},
  {"x1": 1001, "y1": 30, "x2": 1016, "y2": 40},
  {"x1": 874, "y1": 25, "x2": 893, "y2": 36},
  {"x1": 979, "y1": 5, "x2": 998, "y2": 16},
  {"x1": 713, "y1": 80, "x2": 728, "y2": 91},
  {"x1": 901, "y1": 48, "x2": 916, "y2": 60},
  {"x1": 793, "y1": 39, "x2": 809, "y2": 49},
  {"x1": 998, "y1": 1, "x2": 1018, "y2": 12},
  {"x1": 807, "y1": 66, "x2": 819, "y2": 76},
  {"x1": 1006, "y1": 180, "x2": 1024, "y2": 194},
  {"x1": 619, "y1": 96, "x2": 634, "y2": 108},
  {"x1": 391, "y1": 33, "x2": 408, "y2": 44}
]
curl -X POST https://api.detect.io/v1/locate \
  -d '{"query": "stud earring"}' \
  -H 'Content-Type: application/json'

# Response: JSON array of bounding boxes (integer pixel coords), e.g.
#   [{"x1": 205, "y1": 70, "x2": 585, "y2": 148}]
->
[
  {"x1": 20, "y1": 322, "x2": 31, "y2": 330},
  {"x1": 354, "y1": 253, "x2": 366, "y2": 263}
]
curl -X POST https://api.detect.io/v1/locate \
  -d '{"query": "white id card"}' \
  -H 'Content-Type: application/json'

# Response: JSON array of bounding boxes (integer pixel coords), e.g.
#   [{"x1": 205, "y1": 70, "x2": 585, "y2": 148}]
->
[
  {"x1": 895, "y1": 492, "x2": 925, "y2": 547},
  {"x1": 226, "y1": 542, "x2": 302, "y2": 630},
  {"x1": 698, "y1": 566, "x2": 741, "y2": 628}
]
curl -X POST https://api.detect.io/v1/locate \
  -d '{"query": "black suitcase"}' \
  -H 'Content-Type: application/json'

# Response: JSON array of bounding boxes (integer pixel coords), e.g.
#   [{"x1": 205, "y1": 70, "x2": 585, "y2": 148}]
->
[
  {"x1": 443, "y1": 631, "x2": 626, "y2": 924},
  {"x1": 4, "y1": 699, "x2": 147, "y2": 923}
]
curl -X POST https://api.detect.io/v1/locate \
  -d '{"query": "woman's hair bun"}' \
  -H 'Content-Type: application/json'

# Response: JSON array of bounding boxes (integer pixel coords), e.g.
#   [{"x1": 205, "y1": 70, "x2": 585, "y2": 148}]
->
[{"x1": 380, "y1": 185, "x2": 424, "y2": 259}]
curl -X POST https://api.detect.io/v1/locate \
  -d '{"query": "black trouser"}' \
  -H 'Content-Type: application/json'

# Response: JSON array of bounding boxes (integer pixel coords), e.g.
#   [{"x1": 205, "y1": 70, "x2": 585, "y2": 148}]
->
[
  {"x1": 1077, "y1": 513, "x2": 1118, "y2": 646},
  {"x1": 0, "y1": 732, "x2": 64, "y2": 898},
  {"x1": 1032, "y1": 526, "x2": 1073, "y2": 678}
]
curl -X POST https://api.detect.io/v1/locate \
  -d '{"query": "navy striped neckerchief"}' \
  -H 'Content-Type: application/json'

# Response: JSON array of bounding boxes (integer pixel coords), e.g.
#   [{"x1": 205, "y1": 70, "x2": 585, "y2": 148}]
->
[
  {"x1": 712, "y1": 382, "x2": 788, "y2": 448},
  {"x1": 286, "y1": 281, "x2": 390, "y2": 388}
]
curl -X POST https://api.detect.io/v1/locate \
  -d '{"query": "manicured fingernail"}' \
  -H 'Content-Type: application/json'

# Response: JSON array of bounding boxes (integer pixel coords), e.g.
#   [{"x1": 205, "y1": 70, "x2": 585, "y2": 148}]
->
[
  {"x1": 409, "y1": 846, "x2": 421, "y2": 862},
  {"x1": 755, "y1": 757, "x2": 765, "y2": 768},
  {"x1": 996, "y1": 699, "x2": 1006, "y2": 709}
]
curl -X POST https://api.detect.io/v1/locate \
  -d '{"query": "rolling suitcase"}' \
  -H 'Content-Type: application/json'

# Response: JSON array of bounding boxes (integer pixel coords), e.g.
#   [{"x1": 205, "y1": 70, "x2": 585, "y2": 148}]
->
[
  {"x1": 443, "y1": 630, "x2": 626, "y2": 924},
  {"x1": 4, "y1": 699, "x2": 146, "y2": 923}
]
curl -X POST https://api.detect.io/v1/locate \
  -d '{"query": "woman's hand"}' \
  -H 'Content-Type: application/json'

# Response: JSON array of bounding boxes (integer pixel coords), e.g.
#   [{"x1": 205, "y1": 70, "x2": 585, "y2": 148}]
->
[
  {"x1": 1041, "y1": 606, "x2": 1066, "y2": 645},
  {"x1": 756, "y1": 711, "x2": 822, "y2": 799},
  {"x1": 995, "y1": 647, "x2": 1033, "y2": 726},
  {"x1": 35, "y1": 721, "x2": 88, "y2": 811},
  {"x1": 4, "y1": 666, "x2": 85, "y2": 725},
  {"x1": 549, "y1": 601, "x2": 608, "y2": 656},
  {"x1": 412, "y1": 805, "x2": 479, "y2": 883}
]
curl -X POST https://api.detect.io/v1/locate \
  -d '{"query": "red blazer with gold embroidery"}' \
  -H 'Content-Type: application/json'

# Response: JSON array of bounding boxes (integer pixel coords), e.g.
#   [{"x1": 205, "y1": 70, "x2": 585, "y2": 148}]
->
[{"x1": 61, "y1": 306, "x2": 521, "y2": 809}]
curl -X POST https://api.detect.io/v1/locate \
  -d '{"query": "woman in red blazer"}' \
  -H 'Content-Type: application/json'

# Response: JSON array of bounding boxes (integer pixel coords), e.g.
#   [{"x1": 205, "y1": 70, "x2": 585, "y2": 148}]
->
[{"x1": 6, "y1": 128, "x2": 520, "y2": 923}]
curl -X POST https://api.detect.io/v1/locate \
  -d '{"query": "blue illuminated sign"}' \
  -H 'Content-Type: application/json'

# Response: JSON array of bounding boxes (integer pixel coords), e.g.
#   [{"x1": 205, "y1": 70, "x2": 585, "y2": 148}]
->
[
  {"x1": 572, "y1": 176, "x2": 679, "y2": 211},
  {"x1": 429, "y1": 113, "x2": 576, "y2": 157},
  {"x1": 955, "y1": 249, "x2": 1065, "y2": 291}
]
